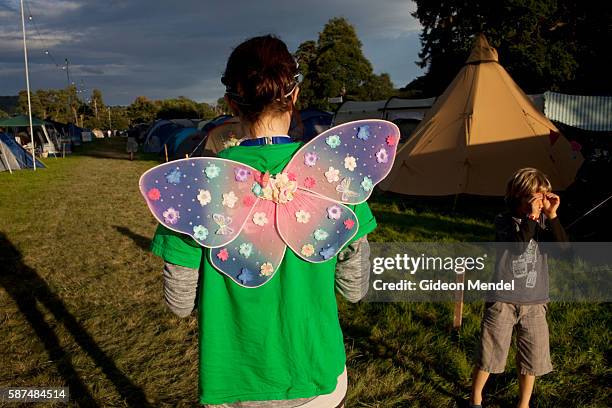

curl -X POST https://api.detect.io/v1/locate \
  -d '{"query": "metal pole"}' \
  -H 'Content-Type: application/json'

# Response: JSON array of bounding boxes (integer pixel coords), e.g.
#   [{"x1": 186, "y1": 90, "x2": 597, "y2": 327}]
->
[{"x1": 20, "y1": 0, "x2": 36, "y2": 170}]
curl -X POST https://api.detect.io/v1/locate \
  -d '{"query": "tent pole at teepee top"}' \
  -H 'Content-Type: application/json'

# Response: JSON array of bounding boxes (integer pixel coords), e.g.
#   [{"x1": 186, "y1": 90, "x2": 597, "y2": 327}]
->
[{"x1": 20, "y1": 0, "x2": 36, "y2": 171}]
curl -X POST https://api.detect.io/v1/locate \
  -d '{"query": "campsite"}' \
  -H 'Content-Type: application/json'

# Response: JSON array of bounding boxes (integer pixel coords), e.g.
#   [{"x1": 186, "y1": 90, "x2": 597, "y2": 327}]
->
[{"x1": 1, "y1": 1, "x2": 611, "y2": 407}]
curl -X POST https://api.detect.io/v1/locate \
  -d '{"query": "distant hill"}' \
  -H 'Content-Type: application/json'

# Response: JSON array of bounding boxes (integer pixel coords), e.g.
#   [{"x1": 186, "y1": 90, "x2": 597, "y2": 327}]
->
[{"x1": 0, "y1": 96, "x2": 19, "y2": 114}]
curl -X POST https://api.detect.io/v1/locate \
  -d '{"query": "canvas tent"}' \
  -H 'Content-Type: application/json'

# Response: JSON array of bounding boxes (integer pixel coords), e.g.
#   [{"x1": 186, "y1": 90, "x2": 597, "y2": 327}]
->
[
  {"x1": 0, "y1": 132, "x2": 45, "y2": 172},
  {"x1": 332, "y1": 100, "x2": 387, "y2": 125},
  {"x1": 0, "y1": 115, "x2": 59, "y2": 156},
  {"x1": 380, "y1": 34, "x2": 584, "y2": 196}
]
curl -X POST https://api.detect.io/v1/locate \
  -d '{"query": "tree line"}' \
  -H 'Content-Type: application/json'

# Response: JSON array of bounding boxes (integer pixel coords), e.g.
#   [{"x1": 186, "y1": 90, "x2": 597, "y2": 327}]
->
[{"x1": 3, "y1": 3, "x2": 608, "y2": 128}]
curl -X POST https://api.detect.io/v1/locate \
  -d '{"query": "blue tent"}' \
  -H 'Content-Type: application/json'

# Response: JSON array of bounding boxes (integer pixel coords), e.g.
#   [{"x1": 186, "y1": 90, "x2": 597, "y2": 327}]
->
[
  {"x1": 144, "y1": 122, "x2": 183, "y2": 153},
  {"x1": 167, "y1": 127, "x2": 198, "y2": 157},
  {"x1": 0, "y1": 132, "x2": 45, "y2": 172}
]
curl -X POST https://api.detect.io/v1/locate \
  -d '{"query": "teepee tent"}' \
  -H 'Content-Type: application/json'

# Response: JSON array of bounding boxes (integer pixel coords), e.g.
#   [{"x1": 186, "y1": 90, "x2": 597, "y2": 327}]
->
[{"x1": 380, "y1": 34, "x2": 583, "y2": 196}]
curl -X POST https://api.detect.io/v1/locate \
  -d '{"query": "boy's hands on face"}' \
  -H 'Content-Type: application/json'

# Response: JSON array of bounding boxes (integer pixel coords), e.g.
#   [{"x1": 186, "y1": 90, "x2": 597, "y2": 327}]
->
[
  {"x1": 542, "y1": 192, "x2": 560, "y2": 219},
  {"x1": 528, "y1": 193, "x2": 543, "y2": 220}
]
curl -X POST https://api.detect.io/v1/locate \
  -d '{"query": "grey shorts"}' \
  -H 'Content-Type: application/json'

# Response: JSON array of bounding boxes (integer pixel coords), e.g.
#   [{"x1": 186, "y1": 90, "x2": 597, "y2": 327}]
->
[{"x1": 475, "y1": 302, "x2": 553, "y2": 376}]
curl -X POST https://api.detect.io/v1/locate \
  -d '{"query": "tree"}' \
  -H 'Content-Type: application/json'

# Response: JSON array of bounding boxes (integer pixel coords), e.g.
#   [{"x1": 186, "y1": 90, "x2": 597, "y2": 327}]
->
[
  {"x1": 296, "y1": 17, "x2": 397, "y2": 110},
  {"x1": 17, "y1": 90, "x2": 44, "y2": 118},
  {"x1": 127, "y1": 96, "x2": 158, "y2": 123},
  {"x1": 411, "y1": 0, "x2": 612, "y2": 96},
  {"x1": 216, "y1": 97, "x2": 230, "y2": 115},
  {"x1": 0, "y1": 108, "x2": 8, "y2": 119},
  {"x1": 294, "y1": 40, "x2": 318, "y2": 109},
  {"x1": 90, "y1": 89, "x2": 106, "y2": 121}
]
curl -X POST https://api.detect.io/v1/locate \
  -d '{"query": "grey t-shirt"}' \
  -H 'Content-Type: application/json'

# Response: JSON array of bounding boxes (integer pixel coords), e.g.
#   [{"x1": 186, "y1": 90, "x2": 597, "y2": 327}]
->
[{"x1": 486, "y1": 213, "x2": 567, "y2": 304}]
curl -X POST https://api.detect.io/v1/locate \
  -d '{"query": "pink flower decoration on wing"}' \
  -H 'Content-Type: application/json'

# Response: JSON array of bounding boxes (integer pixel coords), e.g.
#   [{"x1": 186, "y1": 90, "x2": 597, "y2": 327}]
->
[
  {"x1": 304, "y1": 152, "x2": 318, "y2": 167},
  {"x1": 217, "y1": 248, "x2": 229, "y2": 262},
  {"x1": 386, "y1": 134, "x2": 398, "y2": 146},
  {"x1": 242, "y1": 195, "x2": 256, "y2": 207},
  {"x1": 375, "y1": 148, "x2": 389, "y2": 163},
  {"x1": 343, "y1": 218, "x2": 355, "y2": 230},
  {"x1": 163, "y1": 207, "x2": 180, "y2": 224},
  {"x1": 304, "y1": 177, "x2": 316, "y2": 188},
  {"x1": 234, "y1": 167, "x2": 251, "y2": 182},
  {"x1": 327, "y1": 205, "x2": 342, "y2": 220},
  {"x1": 287, "y1": 172, "x2": 297, "y2": 181},
  {"x1": 147, "y1": 188, "x2": 161, "y2": 201}
]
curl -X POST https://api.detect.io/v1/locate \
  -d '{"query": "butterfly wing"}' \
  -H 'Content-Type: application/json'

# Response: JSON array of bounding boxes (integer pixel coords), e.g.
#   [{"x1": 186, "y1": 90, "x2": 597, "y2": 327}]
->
[
  {"x1": 284, "y1": 119, "x2": 400, "y2": 204},
  {"x1": 210, "y1": 199, "x2": 286, "y2": 287},
  {"x1": 139, "y1": 157, "x2": 260, "y2": 248},
  {"x1": 276, "y1": 189, "x2": 358, "y2": 262}
]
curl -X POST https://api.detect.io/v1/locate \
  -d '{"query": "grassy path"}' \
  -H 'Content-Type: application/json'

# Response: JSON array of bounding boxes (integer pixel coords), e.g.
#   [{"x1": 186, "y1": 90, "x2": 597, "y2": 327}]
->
[{"x1": 0, "y1": 138, "x2": 609, "y2": 407}]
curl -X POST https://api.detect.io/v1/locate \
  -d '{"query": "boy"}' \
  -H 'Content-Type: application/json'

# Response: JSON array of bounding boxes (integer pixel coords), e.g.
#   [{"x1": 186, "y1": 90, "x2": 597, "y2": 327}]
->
[{"x1": 470, "y1": 168, "x2": 567, "y2": 408}]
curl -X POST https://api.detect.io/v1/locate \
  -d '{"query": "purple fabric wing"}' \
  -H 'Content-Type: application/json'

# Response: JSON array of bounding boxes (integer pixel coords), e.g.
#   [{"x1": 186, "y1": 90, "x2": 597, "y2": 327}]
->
[
  {"x1": 284, "y1": 119, "x2": 400, "y2": 204},
  {"x1": 139, "y1": 158, "x2": 260, "y2": 248}
]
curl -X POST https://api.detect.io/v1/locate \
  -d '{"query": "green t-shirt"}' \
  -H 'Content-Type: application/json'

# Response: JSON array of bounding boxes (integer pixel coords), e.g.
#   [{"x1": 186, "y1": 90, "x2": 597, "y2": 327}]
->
[{"x1": 151, "y1": 142, "x2": 376, "y2": 405}]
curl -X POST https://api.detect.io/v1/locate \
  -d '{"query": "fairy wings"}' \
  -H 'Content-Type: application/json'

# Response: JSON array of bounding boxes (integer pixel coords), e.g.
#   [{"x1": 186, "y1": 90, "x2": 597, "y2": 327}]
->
[{"x1": 140, "y1": 119, "x2": 400, "y2": 287}]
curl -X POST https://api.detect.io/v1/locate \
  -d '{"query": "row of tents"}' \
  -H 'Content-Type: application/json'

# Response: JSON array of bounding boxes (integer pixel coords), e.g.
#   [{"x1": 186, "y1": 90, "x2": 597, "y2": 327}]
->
[
  {"x1": 132, "y1": 108, "x2": 335, "y2": 160},
  {"x1": 0, "y1": 114, "x2": 118, "y2": 172},
  {"x1": 135, "y1": 34, "x2": 608, "y2": 203}
]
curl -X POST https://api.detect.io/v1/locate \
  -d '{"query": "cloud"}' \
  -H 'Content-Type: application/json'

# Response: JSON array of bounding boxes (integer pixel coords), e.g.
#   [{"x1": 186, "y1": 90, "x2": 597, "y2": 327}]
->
[{"x1": 0, "y1": 0, "x2": 425, "y2": 105}]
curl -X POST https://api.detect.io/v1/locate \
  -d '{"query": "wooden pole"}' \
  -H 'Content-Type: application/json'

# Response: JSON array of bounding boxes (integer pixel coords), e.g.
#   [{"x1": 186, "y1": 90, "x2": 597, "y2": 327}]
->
[
  {"x1": 453, "y1": 272, "x2": 465, "y2": 329},
  {"x1": 164, "y1": 144, "x2": 168, "y2": 162}
]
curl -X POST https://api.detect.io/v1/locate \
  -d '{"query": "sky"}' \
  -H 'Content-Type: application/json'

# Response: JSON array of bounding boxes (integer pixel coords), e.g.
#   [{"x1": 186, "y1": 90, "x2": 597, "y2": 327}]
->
[{"x1": 0, "y1": 0, "x2": 425, "y2": 106}]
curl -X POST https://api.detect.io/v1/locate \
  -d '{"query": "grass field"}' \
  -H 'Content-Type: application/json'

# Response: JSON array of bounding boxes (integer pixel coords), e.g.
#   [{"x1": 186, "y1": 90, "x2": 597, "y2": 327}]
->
[{"x1": 0, "y1": 138, "x2": 610, "y2": 407}]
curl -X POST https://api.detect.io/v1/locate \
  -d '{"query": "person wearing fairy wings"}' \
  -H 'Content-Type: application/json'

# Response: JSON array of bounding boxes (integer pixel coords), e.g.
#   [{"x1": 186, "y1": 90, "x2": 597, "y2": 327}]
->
[{"x1": 141, "y1": 35, "x2": 400, "y2": 407}]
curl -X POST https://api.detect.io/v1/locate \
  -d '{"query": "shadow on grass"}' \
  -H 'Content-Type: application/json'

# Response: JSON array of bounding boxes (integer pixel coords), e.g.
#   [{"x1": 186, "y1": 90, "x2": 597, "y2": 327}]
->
[
  {"x1": 371, "y1": 208, "x2": 495, "y2": 241},
  {"x1": 114, "y1": 226, "x2": 152, "y2": 251},
  {"x1": 72, "y1": 138, "x2": 160, "y2": 162},
  {"x1": 0, "y1": 232, "x2": 153, "y2": 407}
]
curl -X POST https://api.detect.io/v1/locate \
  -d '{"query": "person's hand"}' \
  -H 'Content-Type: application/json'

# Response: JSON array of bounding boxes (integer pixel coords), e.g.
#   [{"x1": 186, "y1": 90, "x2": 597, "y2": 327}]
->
[
  {"x1": 543, "y1": 192, "x2": 560, "y2": 219},
  {"x1": 528, "y1": 193, "x2": 543, "y2": 220}
]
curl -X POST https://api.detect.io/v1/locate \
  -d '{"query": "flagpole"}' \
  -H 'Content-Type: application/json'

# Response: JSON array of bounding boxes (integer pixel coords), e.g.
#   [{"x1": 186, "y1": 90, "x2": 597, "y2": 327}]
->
[{"x1": 20, "y1": 0, "x2": 36, "y2": 170}]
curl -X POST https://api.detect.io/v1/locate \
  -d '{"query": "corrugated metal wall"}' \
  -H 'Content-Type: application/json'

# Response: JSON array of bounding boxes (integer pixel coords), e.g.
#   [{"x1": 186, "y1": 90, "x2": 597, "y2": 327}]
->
[{"x1": 544, "y1": 91, "x2": 612, "y2": 131}]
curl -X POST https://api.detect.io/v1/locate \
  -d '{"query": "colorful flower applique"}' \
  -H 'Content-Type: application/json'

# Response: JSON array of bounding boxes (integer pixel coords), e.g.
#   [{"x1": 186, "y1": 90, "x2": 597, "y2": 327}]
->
[
  {"x1": 386, "y1": 134, "x2": 399, "y2": 146},
  {"x1": 344, "y1": 156, "x2": 357, "y2": 171},
  {"x1": 301, "y1": 244, "x2": 315, "y2": 257},
  {"x1": 251, "y1": 182, "x2": 263, "y2": 197},
  {"x1": 356, "y1": 126, "x2": 370, "y2": 140},
  {"x1": 237, "y1": 268, "x2": 254, "y2": 284},
  {"x1": 252, "y1": 212, "x2": 268, "y2": 226},
  {"x1": 325, "y1": 134, "x2": 341, "y2": 148},
  {"x1": 147, "y1": 188, "x2": 161, "y2": 201},
  {"x1": 165, "y1": 169, "x2": 182, "y2": 185},
  {"x1": 242, "y1": 195, "x2": 256, "y2": 207},
  {"x1": 325, "y1": 167, "x2": 340, "y2": 183},
  {"x1": 260, "y1": 262, "x2": 274, "y2": 277},
  {"x1": 197, "y1": 189, "x2": 211, "y2": 206},
  {"x1": 217, "y1": 248, "x2": 229, "y2": 262},
  {"x1": 344, "y1": 219, "x2": 355, "y2": 230},
  {"x1": 375, "y1": 148, "x2": 388, "y2": 163},
  {"x1": 327, "y1": 205, "x2": 342, "y2": 220},
  {"x1": 162, "y1": 207, "x2": 180, "y2": 224},
  {"x1": 222, "y1": 191, "x2": 238, "y2": 208},
  {"x1": 361, "y1": 176, "x2": 373, "y2": 192},
  {"x1": 193, "y1": 225, "x2": 209, "y2": 241},
  {"x1": 319, "y1": 246, "x2": 337, "y2": 260},
  {"x1": 304, "y1": 152, "x2": 318, "y2": 167},
  {"x1": 313, "y1": 229, "x2": 329, "y2": 241},
  {"x1": 234, "y1": 167, "x2": 251, "y2": 182},
  {"x1": 295, "y1": 210, "x2": 311, "y2": 224},
  {"x1": 239, "y1": 242, "x2": 253, "y2": 258},
  {"x1": 303, "y1": 177, "x2": 316, "y2": 189},
  {"x1": 205, "y1": 163, "x2": 220, "y2": 179}
]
